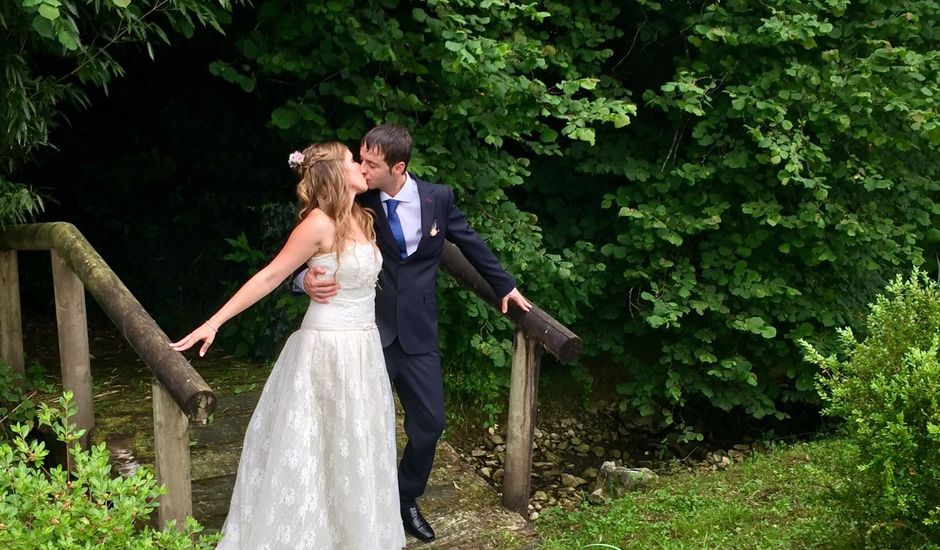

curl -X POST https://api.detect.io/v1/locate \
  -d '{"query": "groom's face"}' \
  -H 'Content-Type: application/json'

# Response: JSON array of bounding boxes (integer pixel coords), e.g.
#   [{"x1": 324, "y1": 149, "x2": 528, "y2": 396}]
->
[{"x1": 359, "y1": 144, "x2": 405, "y2": 193}]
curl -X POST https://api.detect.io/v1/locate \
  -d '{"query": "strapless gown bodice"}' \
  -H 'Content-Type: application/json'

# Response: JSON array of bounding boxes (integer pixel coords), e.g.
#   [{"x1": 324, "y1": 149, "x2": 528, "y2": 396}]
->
[{"x1": 300, "y1": 243, "x2": 382, "y2": 331}]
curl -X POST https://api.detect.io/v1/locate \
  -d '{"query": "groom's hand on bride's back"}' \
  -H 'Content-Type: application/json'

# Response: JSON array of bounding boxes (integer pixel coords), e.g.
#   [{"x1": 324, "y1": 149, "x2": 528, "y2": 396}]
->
[{"x1": 303, "y1": 267, "x2": 339, "y2": 304}]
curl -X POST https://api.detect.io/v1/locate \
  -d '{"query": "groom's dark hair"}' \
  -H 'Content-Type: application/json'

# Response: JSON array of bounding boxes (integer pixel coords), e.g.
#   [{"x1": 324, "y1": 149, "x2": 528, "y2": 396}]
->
[{"x1": 362, "y1": 123, "x2": 412, "y2": 170}]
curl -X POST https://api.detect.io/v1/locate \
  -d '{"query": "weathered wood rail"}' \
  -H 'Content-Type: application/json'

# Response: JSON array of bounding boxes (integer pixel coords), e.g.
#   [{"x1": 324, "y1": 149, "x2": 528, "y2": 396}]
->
[
  {"x1": 0, "y1": 222, "x2": 581, "y2": 527},
  {"x1": 441, "y1": 241, "x2": 582, "y2": 517},
  {"x1": 0, "y1": 222, "x2": 215, "y2": 530}
]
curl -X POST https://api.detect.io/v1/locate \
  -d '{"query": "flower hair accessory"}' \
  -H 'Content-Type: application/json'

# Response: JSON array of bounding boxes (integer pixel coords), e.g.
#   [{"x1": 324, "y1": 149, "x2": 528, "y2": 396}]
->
[{"x1": 288, "y1": 151, "x2": 305, "y2": 169}]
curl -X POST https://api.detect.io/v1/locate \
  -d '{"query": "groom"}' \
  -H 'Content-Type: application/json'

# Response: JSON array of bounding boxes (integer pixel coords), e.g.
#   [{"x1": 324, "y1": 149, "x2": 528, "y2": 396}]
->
[{"x1": 300, "y1": 123, "x2": 531, "y2": 542}]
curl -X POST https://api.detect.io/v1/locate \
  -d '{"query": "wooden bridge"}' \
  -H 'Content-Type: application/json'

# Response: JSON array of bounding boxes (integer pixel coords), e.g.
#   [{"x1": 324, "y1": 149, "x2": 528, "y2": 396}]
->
[{"x1": 0, "y1": 222, "x2": 581, "y2": 536}]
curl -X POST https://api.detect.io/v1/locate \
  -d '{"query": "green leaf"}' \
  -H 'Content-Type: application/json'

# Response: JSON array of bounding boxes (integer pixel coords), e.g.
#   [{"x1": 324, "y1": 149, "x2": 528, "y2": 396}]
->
[
  {"x1": 38, "y1": 3, "x2": 59, "y2": 20},
  {"x1": 271, "y1": 107, "x2": 299, "y2": 129},
  {"x1": 56, "y1": 28, "x2": 78, "y2": 51}
]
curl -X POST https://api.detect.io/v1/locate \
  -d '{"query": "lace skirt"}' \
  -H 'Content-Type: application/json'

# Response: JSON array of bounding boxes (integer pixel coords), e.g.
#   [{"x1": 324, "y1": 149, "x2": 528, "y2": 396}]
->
[{"x1": 216, "y1": 326, "x2": 405, "y2": 550}]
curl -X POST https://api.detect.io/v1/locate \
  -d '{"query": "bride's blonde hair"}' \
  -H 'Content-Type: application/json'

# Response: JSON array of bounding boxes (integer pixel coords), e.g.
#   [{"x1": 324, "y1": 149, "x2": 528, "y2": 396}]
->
[{"x1": 293, "y1": 142, "x2": 374, "y2": 256}]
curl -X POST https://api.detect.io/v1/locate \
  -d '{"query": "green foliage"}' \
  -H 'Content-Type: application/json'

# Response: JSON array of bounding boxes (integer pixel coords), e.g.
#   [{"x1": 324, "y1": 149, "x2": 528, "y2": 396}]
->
[
  {"x1": 212, "y1": 0, "x2": 626, "y2": 411},
  {"x1": 532, "y1": 0, "x2": 940, "y2": 424},
  {"x1": 0, "y1": 0, "x2": 239, "y2": 225},
  {"x1": 802, "y1": 269, "x2": 940, "y2": 547},
  {"x1": 0, "y1": 179, "x2": 44, "y2": 227},
  {"x1": 207, "y1": 0, "x2": 940, "y2": 424},
  {"x1": 0, "y1": 359, "x2": 57, "y2": 441},
  {"x1": 0, "y1": 362, "x2": 35, "y2": 441},
  {"x1": 0, "y1": 392, "x2": 218, "y2": 549}
]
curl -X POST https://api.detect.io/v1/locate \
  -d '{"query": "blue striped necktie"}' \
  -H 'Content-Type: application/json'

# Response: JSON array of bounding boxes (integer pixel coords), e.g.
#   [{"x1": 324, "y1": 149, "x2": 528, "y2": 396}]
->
[{"x1": 385, "y1": 199, "x2": 408, "y2": 259}]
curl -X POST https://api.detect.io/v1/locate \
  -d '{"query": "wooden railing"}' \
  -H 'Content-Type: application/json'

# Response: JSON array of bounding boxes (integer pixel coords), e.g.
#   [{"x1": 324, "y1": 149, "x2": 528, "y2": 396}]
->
[
  {"x1": 0, "y1": 222, "x2": 581, "y2": 526},
  {"x1": 441, "y1": 242, "x2": 582, "y2": 517},
  {"x1": 0, "y1": 222, "x2": 215, "y2": 530}
]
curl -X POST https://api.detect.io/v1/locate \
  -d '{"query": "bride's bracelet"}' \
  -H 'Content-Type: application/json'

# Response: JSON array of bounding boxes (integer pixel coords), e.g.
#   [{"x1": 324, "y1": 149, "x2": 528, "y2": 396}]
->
[{"x1": 204, "y1": 321, "x2": 219, "y2": 333}]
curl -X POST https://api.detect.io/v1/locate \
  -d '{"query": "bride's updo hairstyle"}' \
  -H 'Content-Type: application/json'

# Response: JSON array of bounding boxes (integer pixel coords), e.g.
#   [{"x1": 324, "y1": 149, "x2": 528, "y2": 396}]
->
[{"x1": 293, "y1": 142, "x2": 374, "y2": 257}]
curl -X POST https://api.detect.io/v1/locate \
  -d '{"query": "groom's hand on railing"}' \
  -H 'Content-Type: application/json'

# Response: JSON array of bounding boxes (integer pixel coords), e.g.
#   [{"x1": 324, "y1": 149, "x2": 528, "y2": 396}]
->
[
  {"x1": 501, "y1": 287, "x2": 532, "y2": 314},
  {"x1": 303, "y1": 266, "x2": 339, "y2": 304}
]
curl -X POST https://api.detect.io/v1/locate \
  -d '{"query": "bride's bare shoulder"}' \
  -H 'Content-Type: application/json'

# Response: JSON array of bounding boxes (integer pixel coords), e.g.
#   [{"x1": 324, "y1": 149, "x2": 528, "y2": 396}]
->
[
  {"x1": 298, "y1": 209, "x2": 335, "y2": 230},
  {"x1": 291, "y1": 209, "x2": 334, "y2": 244}
]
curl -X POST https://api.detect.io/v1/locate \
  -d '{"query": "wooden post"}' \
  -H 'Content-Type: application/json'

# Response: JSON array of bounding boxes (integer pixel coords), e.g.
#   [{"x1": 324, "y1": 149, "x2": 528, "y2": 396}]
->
[
  {"x1": 153, "y1": 379, "x2": 193, "y2": 531},
  {"x1": 501, "y1": 328, "x2": 543, "y2": 518},
  {"x1": 0, "y1": 250, "x2": 25, "y2": 378},
  {"x1": 51, "y1": 250, "x2": 93, "y2": 448}
]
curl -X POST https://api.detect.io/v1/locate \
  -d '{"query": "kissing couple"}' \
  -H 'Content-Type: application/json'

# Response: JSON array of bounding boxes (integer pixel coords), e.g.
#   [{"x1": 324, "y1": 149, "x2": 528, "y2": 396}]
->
[{"x1": 171, "y1": 123, "x2": 531, "y2": 549}]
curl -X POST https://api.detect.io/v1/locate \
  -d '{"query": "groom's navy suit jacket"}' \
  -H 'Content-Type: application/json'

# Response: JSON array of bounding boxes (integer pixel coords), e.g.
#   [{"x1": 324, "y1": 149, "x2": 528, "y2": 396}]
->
[{"x1": 360, "y1": 176, "x2": 516, "y2": 355}]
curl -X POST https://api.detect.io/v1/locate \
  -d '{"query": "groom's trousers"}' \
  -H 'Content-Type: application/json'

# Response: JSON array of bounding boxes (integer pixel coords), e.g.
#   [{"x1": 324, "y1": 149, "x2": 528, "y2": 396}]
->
[{"x1": 383, "y1": 337, "x2": 445, "y2": 508}]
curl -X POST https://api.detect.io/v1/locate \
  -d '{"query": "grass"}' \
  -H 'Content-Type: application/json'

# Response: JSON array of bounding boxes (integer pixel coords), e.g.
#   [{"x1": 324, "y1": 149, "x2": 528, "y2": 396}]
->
[{"x1": 536, "y1": 437, "x2": 866, "y2": 549}]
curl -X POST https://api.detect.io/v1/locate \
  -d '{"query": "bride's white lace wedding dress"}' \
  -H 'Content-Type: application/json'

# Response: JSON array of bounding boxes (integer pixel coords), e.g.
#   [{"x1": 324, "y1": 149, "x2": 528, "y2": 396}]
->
[{"x1": 216, "y1": 243, "x2": 405, "y2": 550}]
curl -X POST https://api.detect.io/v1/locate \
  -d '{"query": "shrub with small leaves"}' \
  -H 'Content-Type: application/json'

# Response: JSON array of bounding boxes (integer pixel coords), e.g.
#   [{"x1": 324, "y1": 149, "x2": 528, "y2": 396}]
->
[
  {"x1": 801, "y1": 269, "x2": 940, "y2": 548},
  {"x1": 0, "y1": 392, "x2": 218, "y2": 549}
]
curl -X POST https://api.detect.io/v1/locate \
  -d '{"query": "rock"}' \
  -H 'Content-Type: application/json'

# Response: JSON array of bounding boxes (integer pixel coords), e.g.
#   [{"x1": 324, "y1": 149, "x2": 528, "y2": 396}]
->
[
  {"x1": 716, "y1": 456, "x2": 732, "y2": 470},
  {"x1": 611, "y1": 449, "x2": 622, "y2": 459},
  {"x1": 592, "y1": 461, "x2": 657, "y2": 499},
  {"x1": 733, "y1": 443, "x2": 751, "y2": 452},
  {"x1": 592, "y1": 446, "x2": 605, "y2": 457},
  {"x1": 571, "y1": 436, "x2": 583, "y2": 446},
  {"x1": 532, "y1": 491, "x2": 548, "y2": 502},
  {"x1": 583, "y1": 467, "x2": 599, "y2": 479},
  {"x1": 575, "y1": 444, "x2": 591, "y2": 454},
  {"x1": 587, "y1": 488, "x2": 607, "y2": 505},
  {"x1": 471, "y1": 448, "x2": 487, "y2": 458},
  {"x1": 529, "y1": 511, "x2": 539, "y2": 521},
  {"x1": 533, "y1": 428, "x2": 544, "y2": 439},
  {"x1": 561, "y1": 474, "x2": 588, "y2": 488},
  {"x1": 479, "y1": 467, "x2": 493, "y2": 478},
  {"x1": 493, "y1": 469, "x2": 504, "y2": 483}
]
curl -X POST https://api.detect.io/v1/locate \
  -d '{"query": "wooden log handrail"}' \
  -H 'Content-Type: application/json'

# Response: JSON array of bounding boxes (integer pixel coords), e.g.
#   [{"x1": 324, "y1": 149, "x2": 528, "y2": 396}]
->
[
  {"x1": 441, "y1": 240, "x2": 583, "y2": 519},
  {"x1": 2, "y1": 223, "x2": 583, "y2": 524},
  {"x1": 0, "y1": 223, "x2": 215, "y2": 422},
  {"x1": 441, "y1": 241, "x2": 582, "y2": 363}
]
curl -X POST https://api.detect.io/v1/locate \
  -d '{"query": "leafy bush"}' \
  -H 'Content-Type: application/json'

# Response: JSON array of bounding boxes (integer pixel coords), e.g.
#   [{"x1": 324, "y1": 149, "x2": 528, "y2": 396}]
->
[
  {"x1": 802, "y1": 270, "x2": 940, "y2": 547},
  {"x1": 0, "y1": 392, "x2": 218, "y2": 549},
  {"x1": 0, "y1": 359, "x2": 57, "y2": 442},
  {"x1": 209, "y1": 0, "x2": 940, "y2": 427}
]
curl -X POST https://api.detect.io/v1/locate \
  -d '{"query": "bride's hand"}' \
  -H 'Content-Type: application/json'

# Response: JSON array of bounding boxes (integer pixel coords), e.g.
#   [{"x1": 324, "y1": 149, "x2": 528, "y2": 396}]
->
[{"x1": 169, "y1": 323, "x2": 218, "y2": 357}]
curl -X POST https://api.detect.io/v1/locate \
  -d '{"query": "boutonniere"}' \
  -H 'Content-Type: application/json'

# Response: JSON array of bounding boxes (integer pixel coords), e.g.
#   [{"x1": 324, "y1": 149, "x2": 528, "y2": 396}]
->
[{"x1": 429, "y1": 220, "x2": 439, "y2": 237}]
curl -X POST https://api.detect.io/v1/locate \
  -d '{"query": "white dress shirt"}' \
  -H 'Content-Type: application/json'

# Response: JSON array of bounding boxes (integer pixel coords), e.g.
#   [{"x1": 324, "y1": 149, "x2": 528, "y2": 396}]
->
[{"x1": 380, "y1": 174, "x2": 422, "y2": 257}]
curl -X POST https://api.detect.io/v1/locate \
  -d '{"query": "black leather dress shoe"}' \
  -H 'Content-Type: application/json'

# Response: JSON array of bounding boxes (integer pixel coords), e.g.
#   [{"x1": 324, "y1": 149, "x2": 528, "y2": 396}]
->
[{"x1": 401, "y1": 505, "x2": 436, "y2": 542}]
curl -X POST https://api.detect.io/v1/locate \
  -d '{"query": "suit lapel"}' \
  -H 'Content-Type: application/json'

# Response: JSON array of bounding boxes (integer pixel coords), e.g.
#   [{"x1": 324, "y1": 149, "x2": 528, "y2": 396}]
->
[{"x1": 415, "y1": 179, "x2": 435, "y2": 254}]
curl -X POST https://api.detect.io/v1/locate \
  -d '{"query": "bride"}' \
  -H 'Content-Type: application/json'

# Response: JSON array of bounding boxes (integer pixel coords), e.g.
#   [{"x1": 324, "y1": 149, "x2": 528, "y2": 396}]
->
[{"x1": 170, "y1": 142, "x2": 406, "y2": 549}]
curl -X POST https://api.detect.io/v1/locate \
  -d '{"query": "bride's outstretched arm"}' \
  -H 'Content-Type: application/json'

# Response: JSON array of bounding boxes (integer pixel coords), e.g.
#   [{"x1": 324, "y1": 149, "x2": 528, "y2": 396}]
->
[{"x1": 170, "y1": 212, "x2": 330, "y2": 356}]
